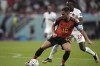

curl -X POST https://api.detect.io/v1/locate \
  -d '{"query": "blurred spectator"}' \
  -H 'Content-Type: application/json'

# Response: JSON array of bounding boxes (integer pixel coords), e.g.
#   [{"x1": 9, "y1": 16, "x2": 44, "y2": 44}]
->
[
  {"x1": 0, "y1": 0, "x2": 99, "y2": 14},
  {"x1": 78, "y1": 0, "x2": 86, "y2": 12},
  {"x1": 12, "y1": 14, "x2": 19, "y2": 27},
  {"x1": 1, "y1": 13, "x2": 11, "y2": 37},
  {"x1": 0, "y1": 0, "x2": 100, "y2": 40},
  {"x1": 11, "y1": 13, "x2": 19, "y2": 36},
  {"x1": 0, "y1": 0, "x2": 8, "y2": 14},
  {"x1": 7, "y1": 0, "x2": 14, "y2": 9}
]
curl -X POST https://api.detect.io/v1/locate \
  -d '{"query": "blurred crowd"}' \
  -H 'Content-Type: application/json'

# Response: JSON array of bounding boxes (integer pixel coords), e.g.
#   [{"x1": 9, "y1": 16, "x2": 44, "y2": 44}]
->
[
  {"x1": 0, "y1": 0, "x2": 100, "y2": 40},
  {"x1": 0, "y1": 0, "x2": 100, "y2": 15}
]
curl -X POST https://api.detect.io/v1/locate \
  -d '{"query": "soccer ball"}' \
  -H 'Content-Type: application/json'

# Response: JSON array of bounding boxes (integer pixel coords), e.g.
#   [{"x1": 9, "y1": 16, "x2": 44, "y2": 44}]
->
[{"x1": 28, "y1": 59, "x2": 39, "y2": 66}]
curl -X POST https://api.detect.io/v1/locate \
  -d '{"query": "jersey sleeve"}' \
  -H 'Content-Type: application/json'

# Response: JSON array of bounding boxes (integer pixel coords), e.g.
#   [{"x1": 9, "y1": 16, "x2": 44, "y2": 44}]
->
[
  {"x1": 51, "y1": 13, "x2": 57, "y2": 21},
  {"x1": 77, "y1": 10, "x2": 83, "y2": 18},
  {"x1": 54, "y1": 17, "x2": 62, "y2": 27},
  {"x1": 53, "y1": 13, "x2": 57, "y2": 19},
  {"x1": 43, "y1": 13, "x2": 46, "y2": 18},
  {"x1": 70, "y1": 17, "x2": 82, "y2": 30},
  {"x1": 75, "y1": 24, "x2": 83, "y2": 30}
]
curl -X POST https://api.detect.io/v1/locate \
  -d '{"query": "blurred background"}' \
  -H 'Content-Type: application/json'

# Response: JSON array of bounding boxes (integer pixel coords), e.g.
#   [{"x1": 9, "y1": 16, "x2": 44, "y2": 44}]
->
[{"x1": 0, "y1": 0, "x2": 100, "y2": 41}]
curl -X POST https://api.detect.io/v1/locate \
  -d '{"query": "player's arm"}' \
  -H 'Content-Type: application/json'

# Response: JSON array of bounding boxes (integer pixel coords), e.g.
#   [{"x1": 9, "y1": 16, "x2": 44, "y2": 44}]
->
[
  {"x1": 78, "y1": 17, "x2": 83, "y2": 22},
  {"x1": 78, "y1": 11, "x2": 83, "y2": 22},
  {"x1": 52, "y1": 21, "x2": 57, "y2": 37},
  {"x1": 52, "y1": 17, "x2": 60, "y2": 37},
  {"x1": 41, "y1": 18, "x2": 45, "y2": 28},
  {"x1": 76, "y1": 24, "x2": 93, "y2": 45},
  {"x1": 49, "y1": 13, "x2": 57, "y2": 22}
]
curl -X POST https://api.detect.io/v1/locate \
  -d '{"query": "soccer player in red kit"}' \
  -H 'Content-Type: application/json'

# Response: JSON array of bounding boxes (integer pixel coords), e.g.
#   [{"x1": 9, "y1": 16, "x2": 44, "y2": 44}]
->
[{"x1": 26, "y1": 7, "x2": 93, "y2": 66}]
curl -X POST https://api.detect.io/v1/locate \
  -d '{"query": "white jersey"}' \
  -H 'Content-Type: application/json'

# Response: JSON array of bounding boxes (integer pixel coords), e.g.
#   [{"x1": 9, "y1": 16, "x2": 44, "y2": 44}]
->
[
  {"x1": 43, "y1": 12, "x2": 57, "y2": 38},
  {"x1": 70, "y1": 8, "x2": 83, "y2": 22},
  {"x1": 71, "y1": 8, "x2": 85, "y2": 43},
  {"x1": 70, "y1": 8, "x2": 83, "y2": 30}
]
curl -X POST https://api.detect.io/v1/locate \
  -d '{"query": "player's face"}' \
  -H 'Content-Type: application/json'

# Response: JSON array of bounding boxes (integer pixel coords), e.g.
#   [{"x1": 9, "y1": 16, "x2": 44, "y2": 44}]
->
[
  {"x1": 48, "y1": 6, "x2": 52, "y2": 12},
  {"x1": 61, "y1": 11, "x2": 70, "y2": 19}
]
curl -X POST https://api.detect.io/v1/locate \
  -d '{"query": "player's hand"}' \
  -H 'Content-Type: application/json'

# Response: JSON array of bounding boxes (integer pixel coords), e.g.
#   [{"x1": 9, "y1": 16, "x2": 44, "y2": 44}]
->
[
  {"x1": 87, "y1": 40, "x2": 93, "y2": 45},
  {"x1": 52, "y1": 33, "x2": 57, "y2": 37},
  {"x1": 65, "y1": 38, "x2": 70, "y2": 42}
]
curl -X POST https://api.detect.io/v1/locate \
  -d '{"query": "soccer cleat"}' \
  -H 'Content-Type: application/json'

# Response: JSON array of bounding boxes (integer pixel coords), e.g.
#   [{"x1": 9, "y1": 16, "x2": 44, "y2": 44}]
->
[
  {"x1": 25, "y1": 61, "x2": 29, "y2": 66},
  {"x1": 61, "y1": 64, "x2": 65, "y2": 66},
  {"x1": 42, "y1": 58, "x2": 52, "y2": 63},
  {"x1": 93, "y1": 53, "x2": 99, "y2": 63}
]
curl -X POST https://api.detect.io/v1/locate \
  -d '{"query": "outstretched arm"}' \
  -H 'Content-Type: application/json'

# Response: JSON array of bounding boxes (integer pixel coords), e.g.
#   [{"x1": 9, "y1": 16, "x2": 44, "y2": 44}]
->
[
  {"x1": 41, "y1": 18, "x2": 45, "y2": 28},
  {"x1": 76, "y1": 25, "x2": 93, "y2": 45},
  {"x1": 52, "y1": 23, "x2": 57, "y2": 37},
  {"x1": 80, "y1": 29, "x2": 93, "y2": 45}
]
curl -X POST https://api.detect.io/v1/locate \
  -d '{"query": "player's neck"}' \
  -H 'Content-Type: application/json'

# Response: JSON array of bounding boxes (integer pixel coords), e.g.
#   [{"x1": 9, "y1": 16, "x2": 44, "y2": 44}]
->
[
  {"x1": 48, "y1": 11, "x2": 51, "y2": 14},
  {"x1": 64, "y1": 17, "x2": 70, "y2": 22},
  {"x1": 67, "y1": 17, "x2": 70, "y2": 21}
]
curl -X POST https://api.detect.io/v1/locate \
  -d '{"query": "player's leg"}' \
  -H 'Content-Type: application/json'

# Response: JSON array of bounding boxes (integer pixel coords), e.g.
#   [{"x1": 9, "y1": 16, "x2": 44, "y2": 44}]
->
[
  {"x1": 42, "y1": 44, "x2": 59, "y2": 63},
  {"x1": 79, "y1": 42, "x2": 99, "y2": 63},
  {"x1": 33, "y1": 41, "x2": 52, "y2": 59},
  {"x1": 44, "y1": 28, "x2": 52, "y2": 39},
  {"x1": 73, "y1": 31, "x2": 99, "y2": 63},
  {"x1": 26, "y1": 40, "x2": 52, "y2": 66},
  {"x1": 48, "y1": 44, "x2": 59, "y2": 59},
  {"x1": 61, "y1": 42, "x2": 71, "y2": 66}
]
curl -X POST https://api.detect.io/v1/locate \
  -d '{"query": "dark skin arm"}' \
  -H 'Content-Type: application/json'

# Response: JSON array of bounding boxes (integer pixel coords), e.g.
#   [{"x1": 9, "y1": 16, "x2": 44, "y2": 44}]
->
[
  {"x1": 41, "y1": 18, "x2": 45, "y2": 28},
  {"x1": 79, "y1": 29, "x2": 93, "y2": 45}
]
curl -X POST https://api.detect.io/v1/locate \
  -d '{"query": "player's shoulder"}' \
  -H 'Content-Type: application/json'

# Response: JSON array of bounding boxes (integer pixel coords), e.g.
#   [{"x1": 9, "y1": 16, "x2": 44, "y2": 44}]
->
[
  {"x1": 51, "y1": 12, "x2": 56, "y2": 14},
  {"x1": 43, "y1": 12, "x2": 48, "y2": 15},
  {"x1": 56, "y1": 16, "x2": 63, "y2": 22},
  {"x1": 51, "y1": 12, "x2": 57, "y2": 15},
  {"x1": 74, "y1": 8, "x2": 81, "y2": 13}
]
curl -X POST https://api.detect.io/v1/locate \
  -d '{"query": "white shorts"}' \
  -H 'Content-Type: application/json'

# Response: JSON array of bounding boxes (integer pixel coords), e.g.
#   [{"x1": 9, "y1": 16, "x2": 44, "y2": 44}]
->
[
  {"x1": 71, "y1": 30, "x2": 85, "y2": 43},
  {"x1": 44, "y1": 28, "x2": 52, "y2": 38}
]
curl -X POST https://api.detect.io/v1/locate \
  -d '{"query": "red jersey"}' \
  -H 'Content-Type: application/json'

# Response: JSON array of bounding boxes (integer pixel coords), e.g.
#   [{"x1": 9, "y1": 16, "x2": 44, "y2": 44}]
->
[{"x1": 54, "y1": 17, "x2": 78, "y2": 38}]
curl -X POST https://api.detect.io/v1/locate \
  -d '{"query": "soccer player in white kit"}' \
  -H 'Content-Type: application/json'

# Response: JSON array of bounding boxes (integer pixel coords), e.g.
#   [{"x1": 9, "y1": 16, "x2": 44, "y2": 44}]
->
[
  {"x1": 41, "y1": 5, "x2": 57, "y2": 39},
  {"x1": 42, "y1": 2, "x2": 99, "y2": 63}
]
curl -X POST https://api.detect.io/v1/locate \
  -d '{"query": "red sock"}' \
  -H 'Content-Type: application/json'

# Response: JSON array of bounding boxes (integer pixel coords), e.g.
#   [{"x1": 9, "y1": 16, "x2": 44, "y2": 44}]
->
[{"x1": 61, "y1": 59, "x2": 65, "y2": 64}]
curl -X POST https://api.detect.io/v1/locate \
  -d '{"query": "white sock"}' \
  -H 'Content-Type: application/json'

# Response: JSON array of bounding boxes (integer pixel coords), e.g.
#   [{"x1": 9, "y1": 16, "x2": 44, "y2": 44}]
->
[
  {"x1": 85, "y1": 47, "x2": 95, "y2": 56},
  {"x1": 48, "y1": 44, "x2": 59, "y2": 59}
]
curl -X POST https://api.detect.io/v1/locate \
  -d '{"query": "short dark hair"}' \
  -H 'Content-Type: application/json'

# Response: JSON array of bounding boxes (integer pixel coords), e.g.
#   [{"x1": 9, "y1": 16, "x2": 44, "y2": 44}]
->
[
  {"x1": 62, "y1": 6, "x2": 71, "y2": 12},
  {"x1": 66, "y1": 2, "x2": 74, "y2": 12},
  {"x1": 66, "y1": 2, "x2": 74, "y2": 6},
  {"x1": 66, "y1": 0, "x2": 76, "y2": 4},
  {"x1": 66, "y1": 0, "x2": 79, "y2": 9}
]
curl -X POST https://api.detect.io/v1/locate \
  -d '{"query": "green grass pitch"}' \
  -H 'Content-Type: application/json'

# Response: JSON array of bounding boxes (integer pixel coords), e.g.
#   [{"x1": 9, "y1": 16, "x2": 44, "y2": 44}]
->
[{"x1": 0, "y1": 40, "x2": 100, "y2": 66}]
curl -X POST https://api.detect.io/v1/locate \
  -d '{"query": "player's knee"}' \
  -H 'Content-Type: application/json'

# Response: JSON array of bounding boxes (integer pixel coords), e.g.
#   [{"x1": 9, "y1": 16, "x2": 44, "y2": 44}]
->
[
  {"x1": 79, "y1": 42, "x2": 86, "y2": 52},
  {"x1": 65, "y1": 48, "x2": 71, "y2": 52},
  {"x1": 80, "y1": 47, "x2": 86, "y2": 51}
]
